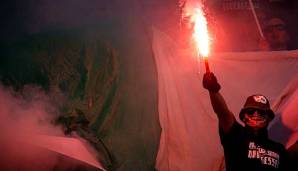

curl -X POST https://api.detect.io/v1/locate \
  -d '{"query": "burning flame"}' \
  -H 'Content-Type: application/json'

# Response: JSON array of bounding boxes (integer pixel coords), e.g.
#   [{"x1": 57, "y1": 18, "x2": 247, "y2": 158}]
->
[
  {"x1": 192, "y1": 8, "x2": 210, "y2": 58},
  {"x1": 181, "y1": 1, "x2": 212, "y2": 72}
]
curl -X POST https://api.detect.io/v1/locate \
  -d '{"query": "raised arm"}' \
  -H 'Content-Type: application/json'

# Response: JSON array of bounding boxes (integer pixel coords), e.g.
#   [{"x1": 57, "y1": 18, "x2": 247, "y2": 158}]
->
[{"x1": 203, "y1": 73, "x2": 235, "y2": 133}]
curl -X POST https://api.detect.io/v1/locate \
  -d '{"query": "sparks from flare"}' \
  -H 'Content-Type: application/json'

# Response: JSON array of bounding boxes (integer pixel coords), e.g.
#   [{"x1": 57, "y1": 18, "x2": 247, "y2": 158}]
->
[
  {"x1": 180, "y1": 1, "x2": 211, "y2": 72},
  {"x1": 192, "y1": 8, "x2": 210, "y2": 58}
]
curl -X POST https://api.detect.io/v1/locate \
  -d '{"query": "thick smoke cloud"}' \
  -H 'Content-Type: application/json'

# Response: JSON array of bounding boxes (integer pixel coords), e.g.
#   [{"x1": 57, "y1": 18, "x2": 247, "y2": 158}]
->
[{"x1": 0, "y1": 85, "x2": 94, "y2": 170}]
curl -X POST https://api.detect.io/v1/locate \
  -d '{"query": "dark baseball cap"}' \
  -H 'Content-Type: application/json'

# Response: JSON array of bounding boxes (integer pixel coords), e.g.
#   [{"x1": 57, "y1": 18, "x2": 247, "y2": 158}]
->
[{"x1": 239, "y1": 94, "x2": 275, "y2": 122}]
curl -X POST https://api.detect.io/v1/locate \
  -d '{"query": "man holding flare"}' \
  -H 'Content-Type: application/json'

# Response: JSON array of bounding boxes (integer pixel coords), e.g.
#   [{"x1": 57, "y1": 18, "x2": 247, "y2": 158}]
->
[
  {"x1": 187, "y1": 4, "x2": 289, "y2": 170},
  {"x1": 202, "y1": 72, "x2": 289, "y2": 171}
]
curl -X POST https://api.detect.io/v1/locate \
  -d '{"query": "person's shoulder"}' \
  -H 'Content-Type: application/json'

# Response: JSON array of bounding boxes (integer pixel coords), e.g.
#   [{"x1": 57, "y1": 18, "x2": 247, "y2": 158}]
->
[
  {"x1": 219, "y1": 121, "x2": 244, "y2": 139},
  {"x1": 288, "y1": 141, "x2": 298, "y2": 162},
  {"x1": 268, "y1": 139, "x2": 287, "y2": 151},
  {"x1": 219, "y1": 121, "x2": 244, "y2": 146},
  {"x1": 231, "y1": 121, "x2": 244, "y2": 130}
]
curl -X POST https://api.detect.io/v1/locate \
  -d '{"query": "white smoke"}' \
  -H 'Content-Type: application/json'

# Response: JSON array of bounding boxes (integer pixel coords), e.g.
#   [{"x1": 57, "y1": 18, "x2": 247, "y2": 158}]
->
[{"x1": 0, "y1": 85, "x2": 99, "y2": 171}]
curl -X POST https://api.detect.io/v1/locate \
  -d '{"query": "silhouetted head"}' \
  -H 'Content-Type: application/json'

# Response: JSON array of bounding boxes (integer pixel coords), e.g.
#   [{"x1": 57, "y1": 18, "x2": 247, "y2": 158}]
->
[{"x1": 264, "y1": 17, "x2": 290, "y2": 51}]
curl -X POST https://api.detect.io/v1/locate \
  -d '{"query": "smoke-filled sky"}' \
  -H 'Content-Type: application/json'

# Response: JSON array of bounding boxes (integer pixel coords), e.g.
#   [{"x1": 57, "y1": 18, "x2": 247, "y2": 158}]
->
[
  {"x1": 0, "y1": 0, "x2": 180, "y2": 41},
  {"x1": 2, "y1": 0, "x2": 298, "y2": 51},
  {"x1": 0, "y1": 0, "x2": 110, "y2": 40}
]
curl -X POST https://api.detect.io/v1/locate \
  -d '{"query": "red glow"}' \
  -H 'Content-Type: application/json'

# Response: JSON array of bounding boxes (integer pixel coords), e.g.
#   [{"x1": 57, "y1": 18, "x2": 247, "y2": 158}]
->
[{"x1": 192, "y1": 8, "x2": 210, "y2": 58}]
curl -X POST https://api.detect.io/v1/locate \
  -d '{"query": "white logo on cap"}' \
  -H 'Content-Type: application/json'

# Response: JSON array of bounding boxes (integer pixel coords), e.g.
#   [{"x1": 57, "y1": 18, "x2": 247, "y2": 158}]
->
[{"x1": 253, "y1": 95, "x2": 267, "y2": 104}]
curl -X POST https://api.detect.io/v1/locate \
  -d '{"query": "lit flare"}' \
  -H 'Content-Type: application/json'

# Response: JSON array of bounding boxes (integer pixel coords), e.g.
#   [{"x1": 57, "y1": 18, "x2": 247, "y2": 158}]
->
[{"x1": 192, "y1": 8, "x2": 210, "y2": 58}]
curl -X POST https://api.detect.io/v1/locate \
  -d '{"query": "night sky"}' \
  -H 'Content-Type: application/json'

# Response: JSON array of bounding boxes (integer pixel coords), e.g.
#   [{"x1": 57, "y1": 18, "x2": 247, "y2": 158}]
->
[
  {"x1": 0, "y1": 0, "x2": 180, "y2": 42},
  {"x1": 0, "y1": 0, "x2": 112, "y2": 41},
  {"x1": 1, "y1": 0, "x2": 298, "y2": 50}
]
